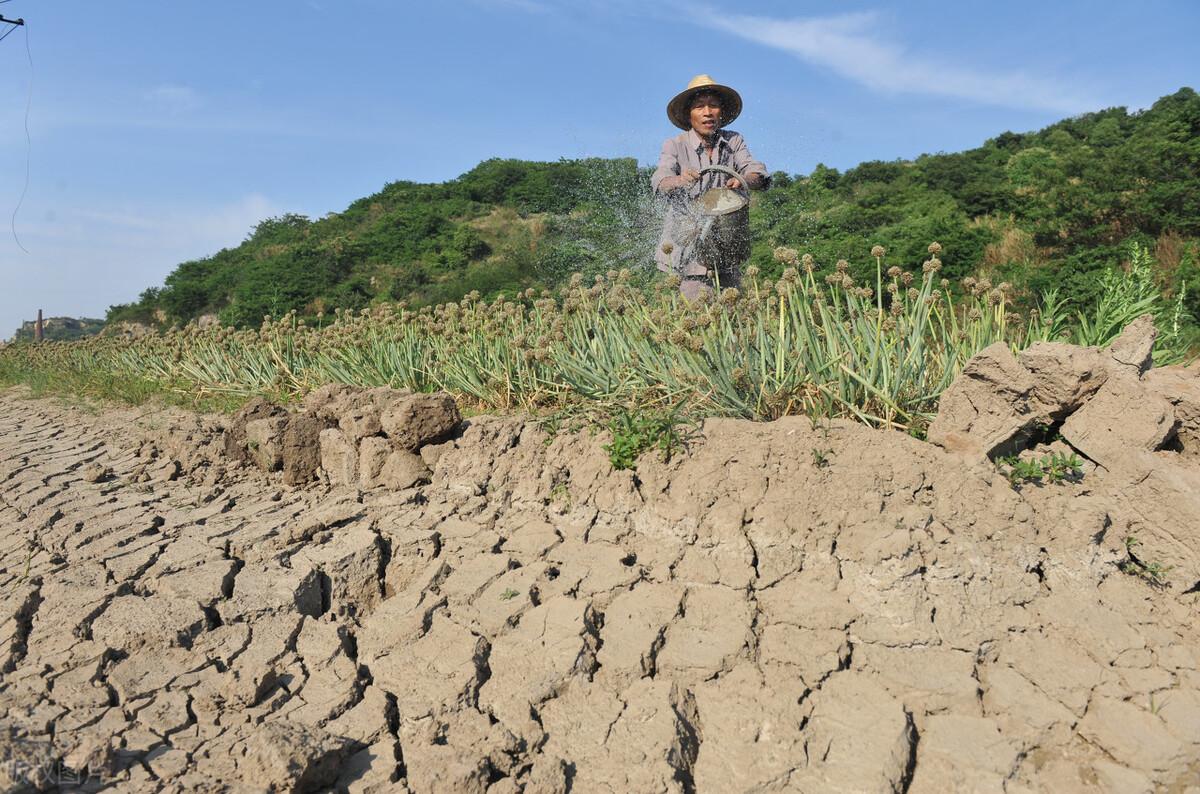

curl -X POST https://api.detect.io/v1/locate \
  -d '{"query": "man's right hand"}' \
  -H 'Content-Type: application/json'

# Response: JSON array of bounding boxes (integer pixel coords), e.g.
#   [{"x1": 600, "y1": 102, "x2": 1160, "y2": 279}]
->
[{"x1": 681, "y1": 169, "x2": 700, "y2": 185}]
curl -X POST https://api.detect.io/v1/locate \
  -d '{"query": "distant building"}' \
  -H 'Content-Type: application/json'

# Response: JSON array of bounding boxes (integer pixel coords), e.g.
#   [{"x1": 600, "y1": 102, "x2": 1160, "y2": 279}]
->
[{"x1": 10, "y1": 316, "x2": 106, "y2": 343}]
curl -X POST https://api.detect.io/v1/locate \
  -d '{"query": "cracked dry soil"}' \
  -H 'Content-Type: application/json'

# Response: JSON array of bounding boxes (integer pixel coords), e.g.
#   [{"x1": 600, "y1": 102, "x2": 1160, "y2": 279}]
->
[{"x1": 1, "y1": 381, "x2": 1199, "y2": 792}]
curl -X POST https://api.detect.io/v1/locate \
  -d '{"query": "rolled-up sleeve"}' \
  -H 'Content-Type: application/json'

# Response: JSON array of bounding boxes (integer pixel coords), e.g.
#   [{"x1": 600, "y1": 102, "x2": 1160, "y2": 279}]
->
[
  {"x1": 728, "y1": 134, "x2": 769, "y2": 189},
  {"x1": 651, "y1": 138, "x2": 682, "y2": 195}
]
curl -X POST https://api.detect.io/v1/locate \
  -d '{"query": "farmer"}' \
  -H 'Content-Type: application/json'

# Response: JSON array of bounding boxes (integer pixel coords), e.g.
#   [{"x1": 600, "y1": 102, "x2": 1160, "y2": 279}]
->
[{"x1": 652, "y1": 74, "x2": 769, "y2": 299}]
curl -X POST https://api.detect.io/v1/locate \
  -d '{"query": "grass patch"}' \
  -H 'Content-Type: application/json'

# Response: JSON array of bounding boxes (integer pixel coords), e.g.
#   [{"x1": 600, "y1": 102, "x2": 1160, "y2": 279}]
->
[{"x1": 0, "y1": 363, "x2": 250, "y2": 414}]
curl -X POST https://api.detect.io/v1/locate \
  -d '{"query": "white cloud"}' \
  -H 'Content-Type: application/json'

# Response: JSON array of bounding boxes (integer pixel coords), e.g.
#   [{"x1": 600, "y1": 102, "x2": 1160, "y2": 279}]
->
[{"x1": 700, "y1": 10, "x2": 1100, "y2": 113}]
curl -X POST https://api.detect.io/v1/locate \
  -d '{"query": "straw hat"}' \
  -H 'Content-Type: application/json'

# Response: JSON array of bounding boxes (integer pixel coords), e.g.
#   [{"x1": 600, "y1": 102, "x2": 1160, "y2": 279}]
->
[{"x1": 666, "y1": 74, "x2": 743, "y2": 131}]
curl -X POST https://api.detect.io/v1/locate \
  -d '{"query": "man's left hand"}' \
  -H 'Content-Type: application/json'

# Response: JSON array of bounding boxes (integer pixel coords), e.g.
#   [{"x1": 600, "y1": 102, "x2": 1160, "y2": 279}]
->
[{"x1": 726, "y1": 177, "x2": 742, "y2": 190}]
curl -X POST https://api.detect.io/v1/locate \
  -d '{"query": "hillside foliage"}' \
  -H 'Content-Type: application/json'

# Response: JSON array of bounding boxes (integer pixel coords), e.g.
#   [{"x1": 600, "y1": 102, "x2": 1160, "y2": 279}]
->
[{"x1": 106, "y1": 88, "x2": 1200, "y2": 329}]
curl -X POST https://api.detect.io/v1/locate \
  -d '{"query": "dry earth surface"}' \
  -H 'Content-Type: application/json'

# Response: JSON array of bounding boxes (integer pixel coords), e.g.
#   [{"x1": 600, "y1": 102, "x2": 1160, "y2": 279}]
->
[{"x1": 1, "y1": 319, "x2": 1200, "y2": 792}]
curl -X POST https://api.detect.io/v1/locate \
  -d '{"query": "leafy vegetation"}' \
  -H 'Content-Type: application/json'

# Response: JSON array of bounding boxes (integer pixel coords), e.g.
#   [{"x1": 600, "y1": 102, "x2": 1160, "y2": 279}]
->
[
  {"x1": 5, "y1": 89, "x2": 1198, "y2": 451},
  {"x1": 102, "y1": 89, "x2": 1200, "y2": 333},
  {"x1": 1069, "y1": 243, "x2": 1192, "y2": 363},
  {"x1": 105, "y1": 158, "x2": 647, "y2": 328},
  {"x1": 752, "y1": 89, "x2": 1200, "y2": 319},
  {"x1": 997, "y1": 452, "x2": 1085, "y2": 486},
  {"x1": 604, "y1": 406, "x2": 692, "y2": 470},
  {"x1": 5, "y1": 241, "x2": 1191, "y2": 438}
]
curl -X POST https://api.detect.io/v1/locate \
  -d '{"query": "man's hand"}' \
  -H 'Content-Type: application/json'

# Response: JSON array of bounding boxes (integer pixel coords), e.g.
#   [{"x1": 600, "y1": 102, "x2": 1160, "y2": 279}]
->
[
  {"x1": 681, "y1": 169, "x2": 700, "y2": 185},
  {"x1": 742, "y1": 172, "x2": 768, "y2": 190},
  {"x1": 726, "y1": 177, "x2": 742, "y2": 190}
]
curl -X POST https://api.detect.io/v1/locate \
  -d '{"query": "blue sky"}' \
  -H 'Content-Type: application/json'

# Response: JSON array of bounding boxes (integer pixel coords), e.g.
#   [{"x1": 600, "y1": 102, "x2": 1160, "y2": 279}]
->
[{"x1": 0, "y1": 0, "x2": 1196, "y2": 336}]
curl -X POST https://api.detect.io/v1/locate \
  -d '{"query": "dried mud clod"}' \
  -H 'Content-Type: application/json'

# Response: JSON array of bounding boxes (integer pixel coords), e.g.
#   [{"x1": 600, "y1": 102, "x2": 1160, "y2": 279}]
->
[
  {"x1": 224, "y1": 396, "x2": 287, "y2": 467},
  {"x1": 0, "y1": 328, "x2": 1199, "y2": 791},
  {"x1": 235, "y1": 386, "x2": 462, "y2": 493},
  {"x1": 929, "y1": 313, "x2": 1200, "y2": 591}
]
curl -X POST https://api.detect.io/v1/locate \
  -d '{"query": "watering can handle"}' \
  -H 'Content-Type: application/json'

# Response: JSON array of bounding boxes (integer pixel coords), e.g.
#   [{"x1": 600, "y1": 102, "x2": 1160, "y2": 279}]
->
[{"x1": 698, "y1": 164, "x2": 748, "y2": 191}]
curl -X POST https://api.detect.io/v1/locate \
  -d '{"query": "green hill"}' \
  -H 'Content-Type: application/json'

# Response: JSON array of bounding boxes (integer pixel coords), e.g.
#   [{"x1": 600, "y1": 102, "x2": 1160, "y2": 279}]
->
[{"x1": 107, "y1": 87, "x2": 1200, "y2": 328}]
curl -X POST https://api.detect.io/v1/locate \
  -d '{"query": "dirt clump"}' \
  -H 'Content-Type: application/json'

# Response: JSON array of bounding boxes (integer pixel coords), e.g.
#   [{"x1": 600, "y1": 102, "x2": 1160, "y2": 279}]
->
[
  {"x1": 282, "y1": 414, "x2": 324, "y2": 486},
  {"x1": 1, "y1": 332, "x2": 1200, "y2": 791},
  {"x1": 245, "y1": 416, "x2": 288, "y2": 472},
  {"x1": 928, "y1": 314, "x2": 1170, "y2": 461},
  {"x1": 931, "y1": 314, "x2": 1200, "y2": 590},
  {"x1": 1145, "y1": 361, "x2": 1200, "y2": 458},
  {"x1": 80, "y1": 461, "x2": 111, "y2": 483},
  {"x1": 230, "y1": 385, "x2": 459, "y2": 493},
  {"x1": 380, "y1": 392, "x2": 461, "y2": 451},
  {"x1": 928, "y1": 340, "x2": 1046, "y2": 458},
  {"x1": 224, "y1": 396, "x2": 287, "y2": 466}
]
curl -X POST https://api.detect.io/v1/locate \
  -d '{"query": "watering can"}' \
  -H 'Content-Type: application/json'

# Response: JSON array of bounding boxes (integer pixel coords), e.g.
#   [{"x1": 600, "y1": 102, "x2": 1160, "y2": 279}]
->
[
  {"x1": 684, "y1": 164, "x2": 751, "y2": 270},
  {"x1": 695, "y1": 164, "x2": 750, "y2": 216}
]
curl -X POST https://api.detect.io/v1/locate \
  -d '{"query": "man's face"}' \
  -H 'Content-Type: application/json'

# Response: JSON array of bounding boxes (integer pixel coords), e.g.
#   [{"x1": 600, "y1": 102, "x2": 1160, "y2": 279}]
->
[{"x1": 689, "y1": 93, "x2": 722, "y2": 136}]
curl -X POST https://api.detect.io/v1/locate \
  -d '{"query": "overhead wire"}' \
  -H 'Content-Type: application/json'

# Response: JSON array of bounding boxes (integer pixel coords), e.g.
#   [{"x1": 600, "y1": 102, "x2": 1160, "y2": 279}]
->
[{"x1": 9, "y1": 20, "x2": 31, "y2": 252}]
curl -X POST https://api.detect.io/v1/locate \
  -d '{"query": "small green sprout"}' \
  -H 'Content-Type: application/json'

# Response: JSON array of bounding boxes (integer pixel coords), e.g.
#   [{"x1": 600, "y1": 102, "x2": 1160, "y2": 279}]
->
[
  {"x1": 1120, "y1": 536, "x2": 1173, "y2": 587},
  {"x1": 549, "y1": 482, "x2": 571, "y2": 509},
  {"x1": 997, "y1": 452, "x2": 1083, "y2": 486}
]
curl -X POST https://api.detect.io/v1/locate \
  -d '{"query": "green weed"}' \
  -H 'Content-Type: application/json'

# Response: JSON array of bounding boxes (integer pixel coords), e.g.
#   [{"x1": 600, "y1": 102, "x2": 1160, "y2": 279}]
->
[
  {"x1": 1074, "y1": 243, "x2": 1196, "y2": 364},
  {"x1": 549, "y1": 482, "x2": 572, "y2": 510},
  {"x1": 997, "y1": 452, "x2": 1083, "y2": 486},
  {"x1": 604, "y1": 407, "x2": 690, "y2": 471},
  {"x1": 1121, "y1": 536, "x2": 1172, "y2": 587}
]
